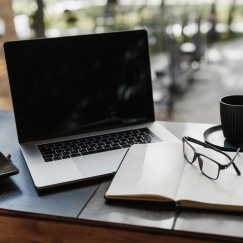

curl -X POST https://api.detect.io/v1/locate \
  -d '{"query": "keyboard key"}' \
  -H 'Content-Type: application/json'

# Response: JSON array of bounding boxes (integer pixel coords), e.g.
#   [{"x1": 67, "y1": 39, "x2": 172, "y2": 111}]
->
[
  {"x1": 111, "y1": 143, "x2": 120, "y2": 147},
  {"x1": 86, "y1": 148, "x2": 96, "y2": 152},
  {"x1": 121, "y1": 144, "x2": 130, "y2": 148},
  {"x1": 96, "y1": 146, "x2": 103, "y2": 150},
  {"x1": 54, "y1": 153, "x2": 62, "y2": 157},
  {"x1": 62, "y1": 152, "x2": 70, "y2": 156},
  {"x1": 40, "y1": 149, "x2": 53, "y2": 153},
  {"x1": 71, "y1": 153, "x2": 81, "y2": 157},
  {"x1": 79, "y1": 148, "x2": 87, "y2": 153},
  {"x1": 103, "y1": 144, "x2": 111, "y2": 148},
  {"x1": 119, "y1": 142, "x2": 127, "y2": 146},
  {"x1": 42, "y1": 151, "x2": 54, "y2": 156},
  {"x1": 55, "y1": 148, "x2": 62, "y2": 152}
]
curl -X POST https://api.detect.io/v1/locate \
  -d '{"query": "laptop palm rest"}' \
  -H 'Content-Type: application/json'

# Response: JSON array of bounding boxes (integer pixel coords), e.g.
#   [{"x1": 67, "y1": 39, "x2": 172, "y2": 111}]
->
[{"x1": 72, "y1": 148, "x2": 128, "y2": 177}]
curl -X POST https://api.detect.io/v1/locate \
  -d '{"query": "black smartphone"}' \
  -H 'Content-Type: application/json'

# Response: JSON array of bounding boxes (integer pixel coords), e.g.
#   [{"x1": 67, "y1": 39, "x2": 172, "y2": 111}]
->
[{"x1": 0, "y1": 152, "x2": 19, "y2": 178}]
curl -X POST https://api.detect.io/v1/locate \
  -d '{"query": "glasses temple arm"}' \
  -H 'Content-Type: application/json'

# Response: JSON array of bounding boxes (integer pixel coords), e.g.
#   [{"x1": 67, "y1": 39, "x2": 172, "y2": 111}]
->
[
  {"x1": 185, "y1": 136, "x2": 232, "y2": 160},
  {"x1": 225, "y1": 148, "x2": 241, "y2": 175},
  {"x1": 185, "y1": 136, "x2": 210, "y2": 147}
]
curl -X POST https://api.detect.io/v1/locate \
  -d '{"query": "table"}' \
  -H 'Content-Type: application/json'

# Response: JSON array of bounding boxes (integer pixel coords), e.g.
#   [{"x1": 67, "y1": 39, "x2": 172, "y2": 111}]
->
[{"x1": 1, "y1": 110, "x2": 243, "y2": 243}]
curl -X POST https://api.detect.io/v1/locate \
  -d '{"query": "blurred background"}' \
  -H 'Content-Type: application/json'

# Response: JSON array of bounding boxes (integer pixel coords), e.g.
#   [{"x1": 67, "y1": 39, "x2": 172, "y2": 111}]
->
[{"x1": 0, "y1": 0, "x2": 243, "y2": 124}]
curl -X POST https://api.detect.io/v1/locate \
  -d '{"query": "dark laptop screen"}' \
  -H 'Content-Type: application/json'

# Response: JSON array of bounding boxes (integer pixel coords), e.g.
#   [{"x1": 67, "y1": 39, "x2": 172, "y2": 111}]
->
[{"x1": 4, "y1": 30, "x2": 155, "y2": 143}]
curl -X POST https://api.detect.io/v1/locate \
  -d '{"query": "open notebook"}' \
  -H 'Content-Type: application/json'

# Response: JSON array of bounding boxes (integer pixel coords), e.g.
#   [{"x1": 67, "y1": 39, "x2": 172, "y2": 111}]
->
[{"x1": 105, "y1": 141, "x2": 243, "y2": 212}]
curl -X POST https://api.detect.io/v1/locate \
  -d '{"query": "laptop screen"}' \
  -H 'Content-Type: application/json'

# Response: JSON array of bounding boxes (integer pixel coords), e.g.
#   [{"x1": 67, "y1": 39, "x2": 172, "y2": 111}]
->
[{"x1": 4, "y1": 30, "x2": 155, "y2": 143}]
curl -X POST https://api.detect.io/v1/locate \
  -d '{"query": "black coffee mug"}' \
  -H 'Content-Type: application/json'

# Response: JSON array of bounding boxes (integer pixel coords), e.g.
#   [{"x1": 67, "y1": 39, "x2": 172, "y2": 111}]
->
[{"x1": 220, "y1": 95, "x2": 243, "y2": 143}]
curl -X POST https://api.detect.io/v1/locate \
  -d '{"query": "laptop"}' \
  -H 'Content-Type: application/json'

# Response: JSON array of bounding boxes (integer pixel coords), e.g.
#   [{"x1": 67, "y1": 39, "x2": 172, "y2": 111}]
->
[{"x1": 4, "y1": 29, "x2": 178, "y2": 189}]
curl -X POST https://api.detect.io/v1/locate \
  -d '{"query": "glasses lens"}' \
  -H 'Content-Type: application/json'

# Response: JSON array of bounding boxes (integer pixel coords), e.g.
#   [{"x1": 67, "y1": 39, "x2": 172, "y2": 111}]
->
[
  {"x1": 183, "y1": 140, "x2": 195, "y2": 163},
  {"x1": 198, "y1": 156, "x2": 219, "y2": 179}
]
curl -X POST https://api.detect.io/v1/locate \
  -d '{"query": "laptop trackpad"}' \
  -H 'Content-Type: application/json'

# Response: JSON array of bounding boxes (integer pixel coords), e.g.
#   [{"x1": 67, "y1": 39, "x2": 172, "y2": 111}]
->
[{"x1": 72, "y1": 148, "x2": 128, "y2": 177}]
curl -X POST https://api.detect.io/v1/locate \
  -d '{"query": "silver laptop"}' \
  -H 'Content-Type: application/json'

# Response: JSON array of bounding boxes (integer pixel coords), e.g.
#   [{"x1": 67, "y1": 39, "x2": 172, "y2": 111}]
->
[{"x1": 4, "y1": 30, "x2": 178, "y2": 189}]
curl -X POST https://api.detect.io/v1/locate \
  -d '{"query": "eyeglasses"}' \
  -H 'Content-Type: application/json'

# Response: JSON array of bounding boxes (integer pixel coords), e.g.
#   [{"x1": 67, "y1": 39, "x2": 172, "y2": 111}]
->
[{"x1": 183, "y1": 136, "x2": 241, "y2": 180}]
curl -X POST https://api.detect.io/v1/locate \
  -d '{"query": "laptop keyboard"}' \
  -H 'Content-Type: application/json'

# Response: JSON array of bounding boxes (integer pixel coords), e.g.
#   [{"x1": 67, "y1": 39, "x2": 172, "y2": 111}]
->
[{"x1": 38, "y1": 128, "x2": 162, "y2": 162}]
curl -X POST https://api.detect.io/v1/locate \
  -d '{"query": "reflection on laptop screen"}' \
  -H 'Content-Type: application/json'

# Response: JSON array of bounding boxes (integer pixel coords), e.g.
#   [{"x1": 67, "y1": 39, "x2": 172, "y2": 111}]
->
[{"x1": 4, "y1": 30, "x2": 154, "y2": 143}]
